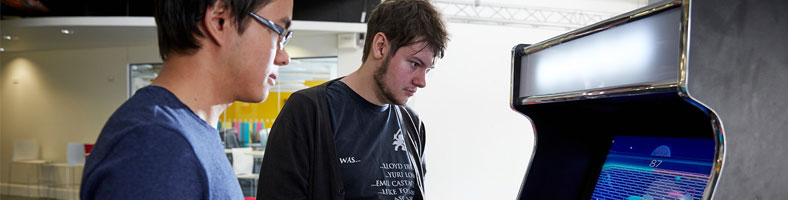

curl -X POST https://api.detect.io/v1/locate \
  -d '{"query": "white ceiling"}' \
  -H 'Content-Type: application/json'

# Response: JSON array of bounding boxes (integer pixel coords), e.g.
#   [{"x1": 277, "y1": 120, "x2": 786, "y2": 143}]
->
[
  {"x1": 437, "y1": 0, "x2": 648, "y2": 13},
  {"x1": 0, "y1": 17, "x2": 158, "y2": 53}
]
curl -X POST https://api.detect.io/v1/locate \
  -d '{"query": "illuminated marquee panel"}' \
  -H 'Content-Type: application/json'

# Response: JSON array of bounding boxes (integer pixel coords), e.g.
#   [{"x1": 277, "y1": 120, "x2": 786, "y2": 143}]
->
[{"x1": 519, "y1": 8, "x2": 681, "y2": 98}]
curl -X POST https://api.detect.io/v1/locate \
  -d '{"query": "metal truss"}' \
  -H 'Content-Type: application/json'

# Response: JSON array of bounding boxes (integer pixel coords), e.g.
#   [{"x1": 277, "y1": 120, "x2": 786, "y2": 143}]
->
[{"x1": 433, "y1": 0, "x2": 620, "y2": 29}]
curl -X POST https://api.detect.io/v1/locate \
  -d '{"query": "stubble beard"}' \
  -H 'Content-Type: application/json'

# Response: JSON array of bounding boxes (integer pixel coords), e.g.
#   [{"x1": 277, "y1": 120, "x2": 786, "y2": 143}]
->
[{"x1": 373, "y1": 56, "x2": 406, "y2": 106}]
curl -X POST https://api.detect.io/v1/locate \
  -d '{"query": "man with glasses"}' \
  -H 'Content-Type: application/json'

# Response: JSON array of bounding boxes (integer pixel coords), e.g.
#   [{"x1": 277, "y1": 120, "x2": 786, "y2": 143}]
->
[
  {"x1": 81, "y1": 0, "x2": 292, "y2": 199},
  {"x1": 257, "y1": 0, "x2": 448, "y2": 199}
]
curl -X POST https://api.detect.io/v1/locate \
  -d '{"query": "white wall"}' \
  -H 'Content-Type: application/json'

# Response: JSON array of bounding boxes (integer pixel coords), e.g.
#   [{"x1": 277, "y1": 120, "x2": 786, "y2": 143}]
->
[
  {"x1": 409, "y1": 22, "x2": 566, "y2": 199},
  {"x1": 284, "y1": 32, "x2": 364, "y2": 77},
  {"x1": 337, "y1": 47, "x2": 364, "y2": 77},
  {"x1": 286, "y1": 33, "x2": 338, "y2": 58},
  {"x1": 464, "y1": 0, "x2": 645, "y2": 14},
  {"x1": 287, "y1": 23, "x2": 568, "y2": 199}
]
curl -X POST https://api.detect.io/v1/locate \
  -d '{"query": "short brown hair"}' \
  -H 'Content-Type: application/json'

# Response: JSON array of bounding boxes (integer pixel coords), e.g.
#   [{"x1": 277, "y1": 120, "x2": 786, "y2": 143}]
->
[
  {"x1": 362, "y1": 0, "x2": 448, "y2": 62},
  {"x1": 153, "y1": 0, "x2": 272, "y2": 60}
]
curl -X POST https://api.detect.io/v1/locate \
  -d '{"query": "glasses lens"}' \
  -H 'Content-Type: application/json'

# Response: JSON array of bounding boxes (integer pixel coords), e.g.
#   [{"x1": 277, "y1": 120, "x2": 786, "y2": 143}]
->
[{"x1": 279, "y1": 31, "x2": 293, "y2": 50}]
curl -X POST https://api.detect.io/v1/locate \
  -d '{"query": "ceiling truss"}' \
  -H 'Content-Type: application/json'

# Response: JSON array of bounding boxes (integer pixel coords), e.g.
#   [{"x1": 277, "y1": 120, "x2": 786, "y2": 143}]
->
[{"x1": 433, "y1": 0, "x2": 619, "y2": 30}]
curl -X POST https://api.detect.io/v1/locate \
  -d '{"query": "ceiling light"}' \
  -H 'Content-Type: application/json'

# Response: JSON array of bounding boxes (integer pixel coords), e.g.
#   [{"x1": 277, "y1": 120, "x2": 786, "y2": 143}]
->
[
  {"x1": 60, "y1": 29, "x2": 74, "y2": 35},
  {"x1": 2, "y1": 35, "x2": 11, "y2": 40}
]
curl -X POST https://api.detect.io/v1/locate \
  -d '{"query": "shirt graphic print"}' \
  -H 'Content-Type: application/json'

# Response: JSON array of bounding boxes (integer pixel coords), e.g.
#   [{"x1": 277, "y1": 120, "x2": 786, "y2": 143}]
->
[{"x1": 393, "y1": 129, "x2": 407, "y2": 151}]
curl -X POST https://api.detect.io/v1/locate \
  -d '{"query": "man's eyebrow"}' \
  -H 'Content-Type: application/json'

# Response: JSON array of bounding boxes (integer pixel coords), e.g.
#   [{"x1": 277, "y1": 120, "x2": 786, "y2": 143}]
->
[
  {"x1": 412, "y1": 57, "x2": 430, "y2": 68},
  {"x1": 279, "y1": 18, "x2": 292, "y2": 29}
]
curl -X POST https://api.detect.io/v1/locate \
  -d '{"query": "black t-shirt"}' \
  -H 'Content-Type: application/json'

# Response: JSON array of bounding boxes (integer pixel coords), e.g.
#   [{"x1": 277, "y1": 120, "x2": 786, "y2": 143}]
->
[{"x1": 326, "y1": 80, "x2": 416, "y2": 200}]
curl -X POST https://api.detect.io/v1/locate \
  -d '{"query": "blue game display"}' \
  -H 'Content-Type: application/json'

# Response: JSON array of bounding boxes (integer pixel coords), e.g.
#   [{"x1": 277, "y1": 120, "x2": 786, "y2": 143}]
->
[{"x1": 591, "y1": 136, "x2": 715, "y2": 200}]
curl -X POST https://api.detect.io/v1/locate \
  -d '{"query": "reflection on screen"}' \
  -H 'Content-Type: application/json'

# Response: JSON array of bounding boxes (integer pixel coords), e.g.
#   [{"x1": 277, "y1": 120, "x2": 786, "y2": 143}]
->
[{"x1": 591, "y1": 136, "x2": 714, "y2": 200}]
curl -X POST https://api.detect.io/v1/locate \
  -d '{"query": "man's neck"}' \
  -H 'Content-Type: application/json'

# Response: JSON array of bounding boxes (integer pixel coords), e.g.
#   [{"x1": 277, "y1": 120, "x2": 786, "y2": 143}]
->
[
  {"x1": 341, "y1": 62, "x2": 388, "y2": 106},
  {"x1": 151, "y1": 52, "x2": 232, "y2": 128}
]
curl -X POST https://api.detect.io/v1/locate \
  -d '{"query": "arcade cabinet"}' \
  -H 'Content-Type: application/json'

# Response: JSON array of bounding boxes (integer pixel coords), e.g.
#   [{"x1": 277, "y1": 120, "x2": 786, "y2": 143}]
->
[{"x1": 510, "y1": 0, "x2": 725, "y2": 199}]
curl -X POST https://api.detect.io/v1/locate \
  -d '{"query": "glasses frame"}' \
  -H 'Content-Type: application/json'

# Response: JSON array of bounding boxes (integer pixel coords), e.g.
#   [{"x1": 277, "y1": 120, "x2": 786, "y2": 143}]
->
[{"x1": 248, "y1": 12, "x2": 293, "y2": 51}]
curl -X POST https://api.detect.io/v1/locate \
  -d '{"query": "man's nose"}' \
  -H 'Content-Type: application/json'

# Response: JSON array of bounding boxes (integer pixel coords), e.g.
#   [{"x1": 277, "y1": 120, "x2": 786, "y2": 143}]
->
[
  {"x1": 413, "y1": 69, "x2": 427, "y2": 88},
  {"x1": 274, "y1": 48, "x2": 290, "y2": 66}
]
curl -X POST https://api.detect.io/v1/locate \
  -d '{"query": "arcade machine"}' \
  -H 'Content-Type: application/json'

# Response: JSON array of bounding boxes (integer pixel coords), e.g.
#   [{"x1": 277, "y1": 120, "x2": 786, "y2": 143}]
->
[{"x1": 510, "y1": 0, "x2": 725, "y2": 199}]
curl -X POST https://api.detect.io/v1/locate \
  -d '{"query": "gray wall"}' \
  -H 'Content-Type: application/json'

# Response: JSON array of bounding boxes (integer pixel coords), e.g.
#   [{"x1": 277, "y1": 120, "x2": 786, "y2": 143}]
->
[{"x1": 686, "y1": 0, "x2": 788, "y2": 199}]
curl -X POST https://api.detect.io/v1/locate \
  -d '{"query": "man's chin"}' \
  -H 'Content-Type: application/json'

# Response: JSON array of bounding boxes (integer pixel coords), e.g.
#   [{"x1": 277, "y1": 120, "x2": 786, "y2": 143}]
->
[
  {"x1": 393, "y1": 97, "x2": 410, "y2": 106},
  {"x1": 238, "y1": 92, "x2": 269, "y2": 103}
]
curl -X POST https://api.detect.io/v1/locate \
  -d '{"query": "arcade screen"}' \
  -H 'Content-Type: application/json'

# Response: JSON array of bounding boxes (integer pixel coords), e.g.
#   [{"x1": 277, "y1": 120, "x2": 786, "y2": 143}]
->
[{"x1": 591, "y1": 136, "x2": 715, "y2": 200}]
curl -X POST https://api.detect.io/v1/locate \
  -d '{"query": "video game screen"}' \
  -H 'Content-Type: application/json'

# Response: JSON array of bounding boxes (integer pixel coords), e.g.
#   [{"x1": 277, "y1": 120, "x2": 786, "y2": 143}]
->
[{"x1": 591, "y1": 136, "x2": 715, "y2": 200}]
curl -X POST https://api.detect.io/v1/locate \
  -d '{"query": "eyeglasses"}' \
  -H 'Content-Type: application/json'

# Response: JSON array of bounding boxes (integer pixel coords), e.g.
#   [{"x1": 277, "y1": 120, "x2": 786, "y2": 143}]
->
[{"x1": 248, "y1": 12, "x2": 293, "y2": 51}]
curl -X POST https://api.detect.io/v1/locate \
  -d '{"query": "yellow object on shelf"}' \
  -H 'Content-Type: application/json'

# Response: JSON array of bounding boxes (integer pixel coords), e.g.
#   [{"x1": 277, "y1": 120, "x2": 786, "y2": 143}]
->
[
  {"x1": 220, "y1": 78, "x2": 330, "y2": 129},
  {"x1": 220, "y1": 91, "x2": 293, "y2": 129}
]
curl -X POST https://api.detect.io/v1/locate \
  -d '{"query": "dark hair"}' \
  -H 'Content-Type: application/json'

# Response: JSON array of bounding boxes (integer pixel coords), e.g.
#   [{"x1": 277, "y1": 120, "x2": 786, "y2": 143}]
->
[
  {"x1": 362, "y1": 0, "x2": 449, "y2": 62},
  {"x1": 153, "y1": 0, "x2": 272, "y2": 60}
]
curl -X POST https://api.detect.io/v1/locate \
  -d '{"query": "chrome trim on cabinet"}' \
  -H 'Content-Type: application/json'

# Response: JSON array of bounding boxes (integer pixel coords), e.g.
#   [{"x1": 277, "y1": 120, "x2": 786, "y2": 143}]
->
[
  {"x1": 510, "y1": 44, "x2": 540, "y2": 200},
  {"x1": 678, "y1": 1, "x2": 726, "y2": 199},
  {"x1": 520, "y1": 83, "x2": 678, "y2": 105},
  {"x1": 701, "y1": 111, "x2": 726, "y2": 200},
  {"x1": 678, "y1": 0, "x2": 692, "y2": 97},
  {"x1": 522, "y1": 0, "x2": 681, "y2": 55}
]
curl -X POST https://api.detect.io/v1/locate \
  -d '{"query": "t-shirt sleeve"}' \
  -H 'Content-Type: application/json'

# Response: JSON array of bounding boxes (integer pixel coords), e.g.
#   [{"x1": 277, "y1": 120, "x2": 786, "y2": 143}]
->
[
  {"x1": 256, "y1": 92, "x2": 315, "y2": 199},
  {"x1": 82, "y1": 125, "x2": 207, "y2": 200}
]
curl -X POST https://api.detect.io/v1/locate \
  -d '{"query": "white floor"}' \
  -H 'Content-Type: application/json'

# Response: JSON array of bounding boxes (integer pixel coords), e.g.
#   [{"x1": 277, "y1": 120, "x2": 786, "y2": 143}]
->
[{"x1": 0, "y1": 183, "x2": 78, "y2": 200}]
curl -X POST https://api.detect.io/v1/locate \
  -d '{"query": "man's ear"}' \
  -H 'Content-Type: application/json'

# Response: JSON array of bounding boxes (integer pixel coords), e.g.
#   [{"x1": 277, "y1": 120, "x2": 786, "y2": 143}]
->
[
  {"x1": 201, "y1": 0, "x2": 231, "y2": 47},
  {"x1": 371, "y1": 32, "x2": 389, "y2": 60}
]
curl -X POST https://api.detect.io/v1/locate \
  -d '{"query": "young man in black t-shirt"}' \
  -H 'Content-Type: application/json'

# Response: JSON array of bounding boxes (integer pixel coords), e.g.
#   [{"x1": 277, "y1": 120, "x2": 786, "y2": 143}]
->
[{"x1": 257, "y1": 0, "x2": 448, "y2": 199}]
